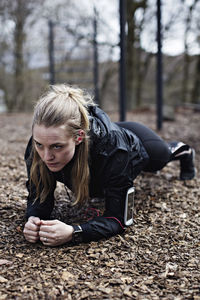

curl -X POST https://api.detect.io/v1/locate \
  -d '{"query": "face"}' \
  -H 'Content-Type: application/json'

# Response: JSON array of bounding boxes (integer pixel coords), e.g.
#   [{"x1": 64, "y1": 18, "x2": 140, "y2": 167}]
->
[{"x1": 33, "y1": 124, "x2": 78, "y2": 172}]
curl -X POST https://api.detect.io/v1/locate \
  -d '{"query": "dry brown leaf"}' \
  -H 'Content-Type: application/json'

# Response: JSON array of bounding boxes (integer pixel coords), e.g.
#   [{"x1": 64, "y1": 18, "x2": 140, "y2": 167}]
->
[
  {"x1": 0, "y1": 293, "x2": 7, "y2": 300},
  {"x1": 61, "y1": 271, "x2": 76, "y2": 281},
  {"x1": 0, "y1": 259, "x2": 12, "y2": 266},
  {"x1": 123, "y1": 286, "x2": 132, "y2": 297},
  {"x1": 0, "y1": 276, "x2": 8, "y2": 283},
  {"x1": 16, "y1": 253, "x2": 24, "y2": 258}
]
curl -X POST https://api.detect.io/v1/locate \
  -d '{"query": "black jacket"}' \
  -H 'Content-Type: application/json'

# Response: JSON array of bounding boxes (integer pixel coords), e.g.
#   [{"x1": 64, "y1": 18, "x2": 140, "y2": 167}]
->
[{"x1": 25, "y1": 106, "x2": 149, "y2": 243}]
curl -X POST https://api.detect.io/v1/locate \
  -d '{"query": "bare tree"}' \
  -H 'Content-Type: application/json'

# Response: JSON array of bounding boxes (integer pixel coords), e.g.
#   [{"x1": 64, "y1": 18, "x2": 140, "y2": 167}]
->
[
  {"x1": 190, "y1": 3, "x2": 200, "y2": 105},
  {"x1": 0, "y1": 0, "x2": 43, "y2": 111},
  {"x1": 191, "y1": 54, "x2": 200, "y2": 104},
  {"x1": 181, "y1": 0, "x2": 198, "y2": 104},
  {"x1": 134, "y1": 4, "x2": 151, "y2": 108},
  {"x1": 126, "y1": 0, "x2": 147, "y2": 110}
]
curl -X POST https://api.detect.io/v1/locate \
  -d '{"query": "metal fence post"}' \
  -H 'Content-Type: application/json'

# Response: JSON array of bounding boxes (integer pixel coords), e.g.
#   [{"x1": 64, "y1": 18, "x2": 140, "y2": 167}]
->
[
  {"x1": 48, "y1": 20, "x2": 55, "y2": 85},
  {"x1": 156, "y1": 0, "x2": 163, "y2": 130},
  {"x1": 119, "y1": 0, "x2": 126, "y2": 121}
]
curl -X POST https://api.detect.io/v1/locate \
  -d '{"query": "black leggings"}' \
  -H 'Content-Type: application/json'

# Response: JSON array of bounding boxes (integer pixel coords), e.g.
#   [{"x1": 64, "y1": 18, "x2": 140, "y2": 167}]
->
[{"x1": 116, "y1": 122, "x2": 171, "y2": 172}]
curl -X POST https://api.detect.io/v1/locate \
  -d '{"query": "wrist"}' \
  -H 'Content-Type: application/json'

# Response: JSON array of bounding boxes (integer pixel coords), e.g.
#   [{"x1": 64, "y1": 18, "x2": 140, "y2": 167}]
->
[
  {"x1": 68, "y1": 225, "x2": 74, "y2": 241},
  {"x1": 71, "y1": 225, "x2": 83, "y2": 244}
]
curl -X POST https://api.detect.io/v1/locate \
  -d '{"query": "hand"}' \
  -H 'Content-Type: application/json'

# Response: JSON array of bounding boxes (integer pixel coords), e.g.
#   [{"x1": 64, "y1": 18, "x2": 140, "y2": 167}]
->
[
  {"x1": 23, "y1": 216, "x2": 41, "y2": 243},
  {"x1": 39, "y1": 219, "x2": 74, "y2": 247}
]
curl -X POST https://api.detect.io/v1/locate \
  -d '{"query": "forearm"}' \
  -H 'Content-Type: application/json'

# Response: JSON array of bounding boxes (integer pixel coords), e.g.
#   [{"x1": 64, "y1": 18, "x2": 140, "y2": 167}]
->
[
  {"x1": 26, "y1": 196, "x2": 54, "y2": 220},
  {"x1": 80, "y1": 216, "x2": 124, "y2": 243}
]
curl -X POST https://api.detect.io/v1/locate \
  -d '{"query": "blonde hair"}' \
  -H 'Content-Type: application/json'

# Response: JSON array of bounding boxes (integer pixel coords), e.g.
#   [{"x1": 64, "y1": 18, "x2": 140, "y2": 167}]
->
[{"x1": 30, "y1": 84, "x2": 95, "y2": 205}]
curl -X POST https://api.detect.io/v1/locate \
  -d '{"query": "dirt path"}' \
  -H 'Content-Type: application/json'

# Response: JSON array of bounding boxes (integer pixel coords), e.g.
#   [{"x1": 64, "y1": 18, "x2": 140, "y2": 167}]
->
[{"x1": 0, "y1": 110, "x2": 199, "y2": 299}]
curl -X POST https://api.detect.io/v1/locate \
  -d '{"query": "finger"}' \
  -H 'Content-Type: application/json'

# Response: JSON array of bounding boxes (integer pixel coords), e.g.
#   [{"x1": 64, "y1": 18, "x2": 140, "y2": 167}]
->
[
  {"x1": 24, "y1": 234, "x2": 39, "y2": 243},
  {"x1": 39, "y1": 225, "x2": 55, "y2": 233},
  {"x1": 39, "y1": 230, "x2": 53, "y2": 240},
  {"x1": 27, "y1": 237, "x2": 39, "y2": 243},
  {"x1": 40, "y1": 220, "x2": 58, "y2": 226},
  {"x1": 24, "y1": 229, "x2": 39, "y2": 238},
  {"x1": 40, "y1": 236, "x2": 54, "y2": 245},
  {"x1": 25, "y1": 222, "x2": 40, "y2": 232},
  {"x1": 29, "y1": 216, "x2": 41, "y2": 226}
]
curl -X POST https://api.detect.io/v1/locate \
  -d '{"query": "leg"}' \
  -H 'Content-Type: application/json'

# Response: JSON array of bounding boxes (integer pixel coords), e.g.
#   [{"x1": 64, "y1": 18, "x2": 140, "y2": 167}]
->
[
  {"x1": 117, "y1": 122, "x2": 171, "y2": 172},
  {"x1": 117, "y1": 122, "x2": 196, "y2": 180}
]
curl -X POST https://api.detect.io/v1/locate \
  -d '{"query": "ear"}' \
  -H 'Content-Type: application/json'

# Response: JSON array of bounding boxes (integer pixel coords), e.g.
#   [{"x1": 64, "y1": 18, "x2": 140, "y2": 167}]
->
[
  {"x1": 78, "y1": 130, "x2": 85, "y2": 137},
  {"x1": 75, "y1": 130, "x2": 85, "y2": 145}
]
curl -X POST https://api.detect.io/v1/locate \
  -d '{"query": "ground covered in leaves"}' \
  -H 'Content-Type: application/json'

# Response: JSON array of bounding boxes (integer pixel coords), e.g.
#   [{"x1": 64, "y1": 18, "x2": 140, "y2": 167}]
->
[{"x1": 0, "y1": 109, "x2": 199, "y2": 300}]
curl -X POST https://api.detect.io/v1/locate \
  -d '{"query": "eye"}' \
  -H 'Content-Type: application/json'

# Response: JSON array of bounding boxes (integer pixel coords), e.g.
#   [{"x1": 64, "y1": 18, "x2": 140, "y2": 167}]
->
[
  {"x1": 35, "y1": 141, "x2": 43, "y2": 148},
  {"x1": 53, "y1": 145, "x2": 62, "y2": 150}
]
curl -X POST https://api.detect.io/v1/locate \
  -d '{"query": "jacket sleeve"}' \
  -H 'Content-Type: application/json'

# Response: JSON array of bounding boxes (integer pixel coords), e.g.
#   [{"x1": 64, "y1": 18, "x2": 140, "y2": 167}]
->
[
  {"x1": 24, "y1": 137, "x2": 56, "y2": 220},
  {"x1": 80, "y1": 215, "x2": 125, "y2": 243},
  {"x1": 79, "y1": 150, "x2": 133, "y2": 243},
  {"x1": 26, "y1": 180, "x2": 55, "y2": 220}
]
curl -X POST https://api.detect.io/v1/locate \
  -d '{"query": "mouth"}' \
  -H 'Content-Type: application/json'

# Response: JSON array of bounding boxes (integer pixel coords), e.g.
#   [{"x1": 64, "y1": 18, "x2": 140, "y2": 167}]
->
[{"x1": 46, "y1": 163, "x2": 59, "y2": 168}]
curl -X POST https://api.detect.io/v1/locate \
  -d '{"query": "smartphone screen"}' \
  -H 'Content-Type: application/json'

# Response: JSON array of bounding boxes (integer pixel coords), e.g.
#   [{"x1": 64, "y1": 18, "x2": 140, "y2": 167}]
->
[{"x1": 124, "y1": 187, "x2": 135, "y2": 226}]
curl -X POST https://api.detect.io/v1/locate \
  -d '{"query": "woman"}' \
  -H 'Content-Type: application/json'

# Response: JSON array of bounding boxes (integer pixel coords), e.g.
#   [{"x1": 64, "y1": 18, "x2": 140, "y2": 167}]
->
[{"x1": 23, "y1": 84, "x2": 196, "y2": 246}]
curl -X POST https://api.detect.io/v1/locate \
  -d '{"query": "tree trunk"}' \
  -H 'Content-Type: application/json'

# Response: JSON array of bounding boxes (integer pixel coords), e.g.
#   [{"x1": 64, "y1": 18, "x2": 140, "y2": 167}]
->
[
  {"x1": 0, "y1": 0, "x2": 40, "y2": 112},
  {"x1": 191, "y1": 54, "x2": 200, "y2": 104},
  {"x1": 126, "y1": 0, "x2": 135, "y2": 110},
  {"x1": 13, "y1": 0, "x2": 26, "y2": 111},
  {"x1": 182, "y1": 51, "x2": 190, "y2": 103},
  {"x1": 135, "y1": 6, "x2": 147, "y2": 107},
  {"x1": 126, "y1": 0, "x2": 147, "y2": 110},
  {"x1": 136, "y1": 51, "x2": 153, "y2": 107},
  {"x1": 181, "y1": 0, "x2": 198, "y2": 104}
]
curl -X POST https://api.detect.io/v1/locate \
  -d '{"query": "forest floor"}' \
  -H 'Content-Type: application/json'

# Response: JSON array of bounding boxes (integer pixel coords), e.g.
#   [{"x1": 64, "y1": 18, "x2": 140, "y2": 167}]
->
[{"x1": 0, "y1": 108, "x2": 199, "y2": 300}]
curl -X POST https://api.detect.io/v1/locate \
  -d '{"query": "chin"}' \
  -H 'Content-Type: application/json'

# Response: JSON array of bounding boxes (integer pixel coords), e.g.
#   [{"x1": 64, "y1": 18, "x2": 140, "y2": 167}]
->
[{"x1": 47, "y1": 164, "x2": 62, "y2": 172}]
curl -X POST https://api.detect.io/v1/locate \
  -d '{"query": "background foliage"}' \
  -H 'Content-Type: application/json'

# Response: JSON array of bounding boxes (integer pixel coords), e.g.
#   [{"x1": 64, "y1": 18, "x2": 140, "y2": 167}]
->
[{"x1": 0, "y1": 0, "x2": 200, "y2": 113}]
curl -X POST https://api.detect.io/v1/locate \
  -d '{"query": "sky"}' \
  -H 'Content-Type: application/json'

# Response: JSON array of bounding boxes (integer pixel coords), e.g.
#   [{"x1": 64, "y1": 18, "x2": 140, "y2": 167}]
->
[
  {"x1": 3, "y1": 0, "x2": 199, "y2": 69},
  {"x1": 90, "y1": 0, "x2": 200, "y2": 57}
]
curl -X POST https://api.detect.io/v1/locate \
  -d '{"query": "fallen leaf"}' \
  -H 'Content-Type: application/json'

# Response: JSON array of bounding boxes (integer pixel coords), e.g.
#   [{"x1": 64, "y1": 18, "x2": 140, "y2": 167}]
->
[
  {"x1": 61, "y1": 271, "x2": 76, "y2": 281},
  {"x1": 0, "y1": 276, "x2": 8, "y2": 283},
  {"x1": 0, "y1": 259, "x2": 12, "y2": 266},
  {"x1": 16, "y1": 226, "x2": 22, "y2": 232},
  {"x1": 16, "y1": 253, "x2": 24, "y2": 258}
]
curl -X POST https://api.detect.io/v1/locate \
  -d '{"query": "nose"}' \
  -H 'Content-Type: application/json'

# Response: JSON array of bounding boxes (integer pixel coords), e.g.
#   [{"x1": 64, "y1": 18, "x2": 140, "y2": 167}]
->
[{"x1": 43, "y1": 149, "x2": 54, "y2": 161}]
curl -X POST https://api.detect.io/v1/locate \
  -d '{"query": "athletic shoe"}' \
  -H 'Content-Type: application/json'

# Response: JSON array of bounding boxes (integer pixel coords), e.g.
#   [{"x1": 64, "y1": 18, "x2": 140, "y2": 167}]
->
[{"x1": 180, "y1": 148, "x2": 196, "y2": 180}]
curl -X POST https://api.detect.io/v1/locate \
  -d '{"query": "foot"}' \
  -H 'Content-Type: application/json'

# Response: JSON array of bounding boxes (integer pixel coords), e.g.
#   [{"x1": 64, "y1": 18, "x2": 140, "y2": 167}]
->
[{"x1": 180, "y1": 148, "x2": 196, "y2": 180}]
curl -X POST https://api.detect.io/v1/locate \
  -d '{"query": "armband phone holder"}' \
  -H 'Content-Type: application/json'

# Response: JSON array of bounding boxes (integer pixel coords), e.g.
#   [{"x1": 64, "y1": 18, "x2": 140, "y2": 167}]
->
[{"x1": 124, "y1": 187, "x2": 135, "y2": 226}]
